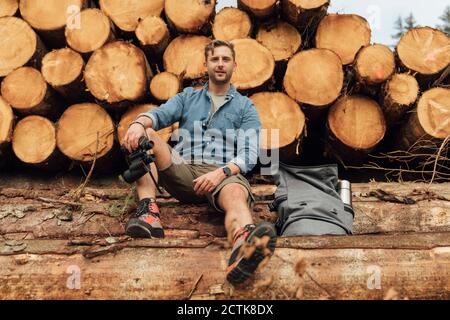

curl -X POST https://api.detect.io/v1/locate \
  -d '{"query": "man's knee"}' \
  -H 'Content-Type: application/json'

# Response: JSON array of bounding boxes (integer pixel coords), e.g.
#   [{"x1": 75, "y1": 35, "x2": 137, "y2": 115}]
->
[{"x1": 218, "y1": 183, "x2": 249, "y2": 204}]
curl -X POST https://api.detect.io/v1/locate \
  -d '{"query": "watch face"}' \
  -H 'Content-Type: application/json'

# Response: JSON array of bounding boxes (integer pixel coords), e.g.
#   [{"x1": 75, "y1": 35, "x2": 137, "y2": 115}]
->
[{"x1": 223, "y1": 167, "x2": 232, "y2": 177}]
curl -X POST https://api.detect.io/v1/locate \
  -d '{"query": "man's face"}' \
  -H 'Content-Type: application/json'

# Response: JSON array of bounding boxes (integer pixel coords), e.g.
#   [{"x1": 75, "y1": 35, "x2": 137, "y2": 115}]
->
[{"x1": 204, "y1": 46, "x2": 237, "y2": 85}]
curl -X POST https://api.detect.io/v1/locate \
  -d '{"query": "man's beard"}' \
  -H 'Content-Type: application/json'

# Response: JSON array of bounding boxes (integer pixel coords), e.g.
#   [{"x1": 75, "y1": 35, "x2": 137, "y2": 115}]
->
[{"x1": 209, "y1": 70, "x2": 233, "y2": 85}]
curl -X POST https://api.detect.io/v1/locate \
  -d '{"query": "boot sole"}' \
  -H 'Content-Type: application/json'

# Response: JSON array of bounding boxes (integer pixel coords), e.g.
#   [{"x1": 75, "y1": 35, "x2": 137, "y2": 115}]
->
[
  {"x1": 226, "y1": 222, "x2": 277, "y2": 285},
  {"x1": 126, "y1": 220, "x2": 164, "y2": 239}
]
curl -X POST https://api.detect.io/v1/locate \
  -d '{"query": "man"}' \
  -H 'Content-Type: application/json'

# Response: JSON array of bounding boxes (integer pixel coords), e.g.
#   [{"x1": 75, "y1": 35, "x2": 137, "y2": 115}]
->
[{"x1": 123, "y1": 40, "x2": 276, "y2": 284}]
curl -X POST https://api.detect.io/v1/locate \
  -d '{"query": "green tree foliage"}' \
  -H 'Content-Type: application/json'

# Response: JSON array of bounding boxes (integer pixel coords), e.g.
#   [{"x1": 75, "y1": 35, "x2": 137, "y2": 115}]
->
[{"x1": 436, "y1": 6, "x2": 450, "y2": 35}]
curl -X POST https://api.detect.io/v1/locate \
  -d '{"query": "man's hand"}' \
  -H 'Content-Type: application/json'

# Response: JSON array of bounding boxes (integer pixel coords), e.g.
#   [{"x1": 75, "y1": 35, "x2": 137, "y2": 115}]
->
[
  {"x1": 123, "y1": 122, "x2": 146, "y2": 153},
  {"x1": 193, "y1": 168, "x2": 226, "y2": 196}
]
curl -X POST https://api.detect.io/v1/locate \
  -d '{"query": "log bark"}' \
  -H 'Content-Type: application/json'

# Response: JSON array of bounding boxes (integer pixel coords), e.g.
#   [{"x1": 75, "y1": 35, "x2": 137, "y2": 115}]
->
[
  {"x1": 1, "y1": 233, "x2": 450, "y2": 299},
  {"x1": 394, "y1": 87, "x2": 450, "y2": 152},
  {"x1": 0, "y1": 96, "x2": 14, "y2": 168},
  {"x1": 41, "y1": 48, "x2": 91, "y2": 104},
  {"x1": 283, "y1": 48, "x2": 343, "y2": 118},
  {"x1": 0, "y1": 0, "x2": 18, "y2": 17},
  {"x1": 84, "y1": 41, "x2": 152, "y2": 110},
  {"x1": 212, "y1": 7, "x2": 252, "y2": 41},
  {"x1": 1, "y1": 181, "x2": 450, "y2": 239},
  {"x1": 380, "y1": 73, "x2": 419, "y2": 127},
  {"x1": 117, "y1": 104, "x2": 174, "y2": 145},
  {"x1": 397, "y1": 27, "x2": 450, "y2": 88},
  {"x1": 326, "y1": 95, "x2": 386, "y2": 165},
  {"x1": 230, "y1": 38, "x2": 275, "y2": 94},
  {"x1": 135, "y1": 15, "x2": 170, "y2": 69},
  {"x1": 250, "y1": 92, "x2": 306, "y2": 163},
  {"x1": 237, "y1": 0, "x2": 278, "y2": 20},
  {"x1": 0, "y1": 17, "x2": 47, "y2": 78},
  {"x1": 163, "y1": 35, "x2": 210, "y2": 81},
  {"x1": 165, "y1": 0, "x2": 215, "y2": 34},
  {"x1": 19, "y1": 0, "x2": 89, "y2": 48},
  {"x1": 316, "y1": 14, "x2": 371, "y2": 65},
  {"x1": 65, "y1": 8, "x2": 115, "y2": 58},
  {"x1": 281, "y1": 0, "x2": 329, "y2": 29},
  {"x1": 1, "y1": 67, "x2": 64, "y2": 119},
  {"x1": 149, "y1": 72, "x2": 182, "y2": 103},
  {"x1": 56, "y1": 103, "x2": 115, "y2": 164},
  {"x1": 99, "y1": 0, "x2": 164, "y2": 33},
  {"x1": 11, "y1": 116, "x2": 67, "y2": 170}
]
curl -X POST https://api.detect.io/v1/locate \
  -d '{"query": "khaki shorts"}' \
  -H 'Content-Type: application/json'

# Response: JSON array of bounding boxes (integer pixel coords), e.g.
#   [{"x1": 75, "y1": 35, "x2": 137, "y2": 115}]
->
[{"x1": 157, "y1": 148, "x2": 255, "y2": 213}]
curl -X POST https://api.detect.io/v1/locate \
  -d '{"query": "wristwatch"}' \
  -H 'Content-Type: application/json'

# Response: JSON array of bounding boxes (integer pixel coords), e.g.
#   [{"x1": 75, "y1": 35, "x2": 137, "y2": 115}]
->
[{"x1": 222, "y1": 166, "x2": 232, "y2": 177}]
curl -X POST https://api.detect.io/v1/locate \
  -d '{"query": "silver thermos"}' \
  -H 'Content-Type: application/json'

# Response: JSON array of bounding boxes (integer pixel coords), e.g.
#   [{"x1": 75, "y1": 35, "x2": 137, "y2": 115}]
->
[{"x1": 338, "y1": 180, "x2": 352, "y2": 207}]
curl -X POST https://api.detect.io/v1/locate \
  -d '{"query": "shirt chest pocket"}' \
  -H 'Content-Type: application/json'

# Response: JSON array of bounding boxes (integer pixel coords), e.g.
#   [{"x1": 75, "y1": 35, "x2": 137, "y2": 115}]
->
[{"x1": 222, "y1": 112, "x2": 241, "y2": 128}]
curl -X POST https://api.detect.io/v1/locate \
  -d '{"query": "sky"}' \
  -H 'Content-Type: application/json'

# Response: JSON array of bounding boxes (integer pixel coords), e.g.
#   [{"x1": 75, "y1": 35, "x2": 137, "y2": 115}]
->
[{"x1": 216, "y1": 0, "x2": 449, "y2": 47}]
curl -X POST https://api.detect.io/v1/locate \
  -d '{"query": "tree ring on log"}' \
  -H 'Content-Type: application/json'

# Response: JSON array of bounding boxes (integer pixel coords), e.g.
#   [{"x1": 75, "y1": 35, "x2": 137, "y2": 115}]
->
[
  {"x1": 149, "y1": 72, "x2": 181, "y2": 102},
  {"x1": 165, "y1": 0, "x2": 216, "y2": 34},
  {"x1": 65, "y1": 8, "x2": 112, "y2": 54},
  {"x1": 328, "y1": 95, "x2": 386, "y2": 151},
  {"x1": 213, "y1": 7, "x2": 252, "y2": 41},
  {"x1": 256, "y1": 21, "x2": 301, "y2": 62},
  {"x1": 416, "y1": 88, "x2": 450, "y2": 139},
  {"x1": 284, "y1": 48, "x2": 343, "y2": 107},
  {"x1": 42, "y1": 48, "x2": 84, "y2": 87},
  {"x1": 355, "y1": 44, "x2": 395, "y2": 85},
  {"x1": 12, "y1": 116, "x2": 56, "y2": 164},
  {"x1": 0, "y1": 0, "x2": 18, "y2": 17},
  {"x1": 163, "y1": 35, "x2": 210, "y2": 81},
  {"x1": 0, "y1": 17, "x2": 37, "y2": 77},
  {"x1": 99, "y1": 0, "x2": 164, "y2": 32},
  {"x1": 56, "y1": 103, "x2": 114, "y2": 162},
  {"x1": 316, "y1": 14, "x2": 371, "y2": 65},
  {"x1": 230, "y1": 38, "x2": 275, "y2": 91},
  {"x1": 0, "y1": 97, "x2": 14, "y2": 147}
]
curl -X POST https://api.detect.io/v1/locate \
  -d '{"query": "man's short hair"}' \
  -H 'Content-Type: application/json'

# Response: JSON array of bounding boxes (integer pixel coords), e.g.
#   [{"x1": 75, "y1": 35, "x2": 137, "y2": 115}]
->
[{"x1": 204, "y1": 40, "x2": 236, "y2": 61}]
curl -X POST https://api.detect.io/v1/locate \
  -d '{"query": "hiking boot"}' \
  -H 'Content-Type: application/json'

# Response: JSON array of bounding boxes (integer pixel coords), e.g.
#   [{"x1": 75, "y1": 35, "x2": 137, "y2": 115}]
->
[
  {"x1": 226, "y1": 222, "x2": 277, "y2": 285},
  {"x1": 125, "y1": 198, "x2": 164, "y2": 238}
]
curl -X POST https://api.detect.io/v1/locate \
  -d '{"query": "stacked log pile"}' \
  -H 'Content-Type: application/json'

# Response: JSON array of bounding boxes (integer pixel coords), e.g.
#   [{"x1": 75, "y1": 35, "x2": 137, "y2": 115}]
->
[
  {"x1": 0, "y1": 0, "x2": 448, "y2": 179},
  {"x1": 0, "y1": 0, "x2": 449, "y2": 300}
]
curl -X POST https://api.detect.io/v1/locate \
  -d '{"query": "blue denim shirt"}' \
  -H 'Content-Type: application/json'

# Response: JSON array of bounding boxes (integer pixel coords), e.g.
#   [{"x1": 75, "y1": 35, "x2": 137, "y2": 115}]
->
[{"x1": 139, "y1": 83, "x2": 261, "y2": 174}]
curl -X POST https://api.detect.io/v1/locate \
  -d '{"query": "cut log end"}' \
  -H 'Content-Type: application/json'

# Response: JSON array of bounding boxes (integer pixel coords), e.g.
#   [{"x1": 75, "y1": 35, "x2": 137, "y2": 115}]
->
[
  {"x1": 256, "y1": 21, "x2": 302, "y2": 61},
  {"x1": 213, "y1": 7, "x2": 252, "y2": 41},
  {"x1": 165, "y1": 0, "x2": 216, "y2": 34},
  {"x1": 99, "y1": 0, "x2": 164, "y2": 32},
  {"x1": 316, "y1": 14, "x2": 371, "y2": 65},
  {"x1": 19, "y1": 0, "x2": 86, "y2": 31},
  {"x1": 65, "y1": 8, "x2": 112, "y2": 54},
  {"x1": 0, "y1": 97, "x2": 14, "y2": 147},
  {"x1": 1, "y1": 67, "x2": 47, "y2": 111},
  {"x1": 381, "y1": 73, "x2": 420, "y2": 126},
  {"x1": 56, "y1": 103, "x2": 114, "y2": 162},
  {"x1": 0, "y1": 17, "x2": 37, "y2": 77},
  {"x1": 117, "y1": 104, "x2": 174, "y2": 145},
  {"x1": 42, "y1": 48, "x2": 84, "y2": 87},
  {"x1": 12, "y1": 116, "x2": 56, "y2": 164},
  {"x1": 416, "y1": 87, "x2": 450, "y2": 139},
  {"x1": 238, "y1": 0, "x2": 277, "y2": 19},
  {"x1": 385, "y1": 74, "x2": 420, "y2": 107},
  {"x1": 397, "y1": 27, "x2": 450, "y2": 76},
  {"x1": 85, "y1": 41, "x2": 150, "y2": 104},
  {"x1": 328, "y1": 96, "x2": 386, "y2": 151},
  {"x1": 0, "y1": 0, "x2": 18, "y2": 17},
  {"x1": 251, "y1": 92, "x2": 305, "y2": 151},
  {"x1": 150, "y1": 72, "x2": 181, "y2": 102},
  {"x1": 136, "y1": 16, "x2": 169, "y2": 47},
  {"x1": 355, "y1": 44, "x2": 395, "y2": 85},
  {"x1": 284, "y1": 48, "x2": 343, "y2": 107},
  {"x1": 231, "y1": 38, "x2": 275, "y2": 91},
  {"x1": 163, "y1": 35, "x2": 210, "y2": 80}
]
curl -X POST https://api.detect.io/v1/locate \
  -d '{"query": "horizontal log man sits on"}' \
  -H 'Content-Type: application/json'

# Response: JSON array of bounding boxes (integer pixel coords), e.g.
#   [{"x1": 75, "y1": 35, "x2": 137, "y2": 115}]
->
[{"x1": 123, "y1": 40, "x2": 277, "y2": 284}]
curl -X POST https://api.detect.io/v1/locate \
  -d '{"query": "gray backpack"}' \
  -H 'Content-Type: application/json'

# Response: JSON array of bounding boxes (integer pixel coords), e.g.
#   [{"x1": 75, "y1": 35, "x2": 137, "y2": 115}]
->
[{"x1": 270, "y1": 163, "x2": 354, "y2": 236}]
